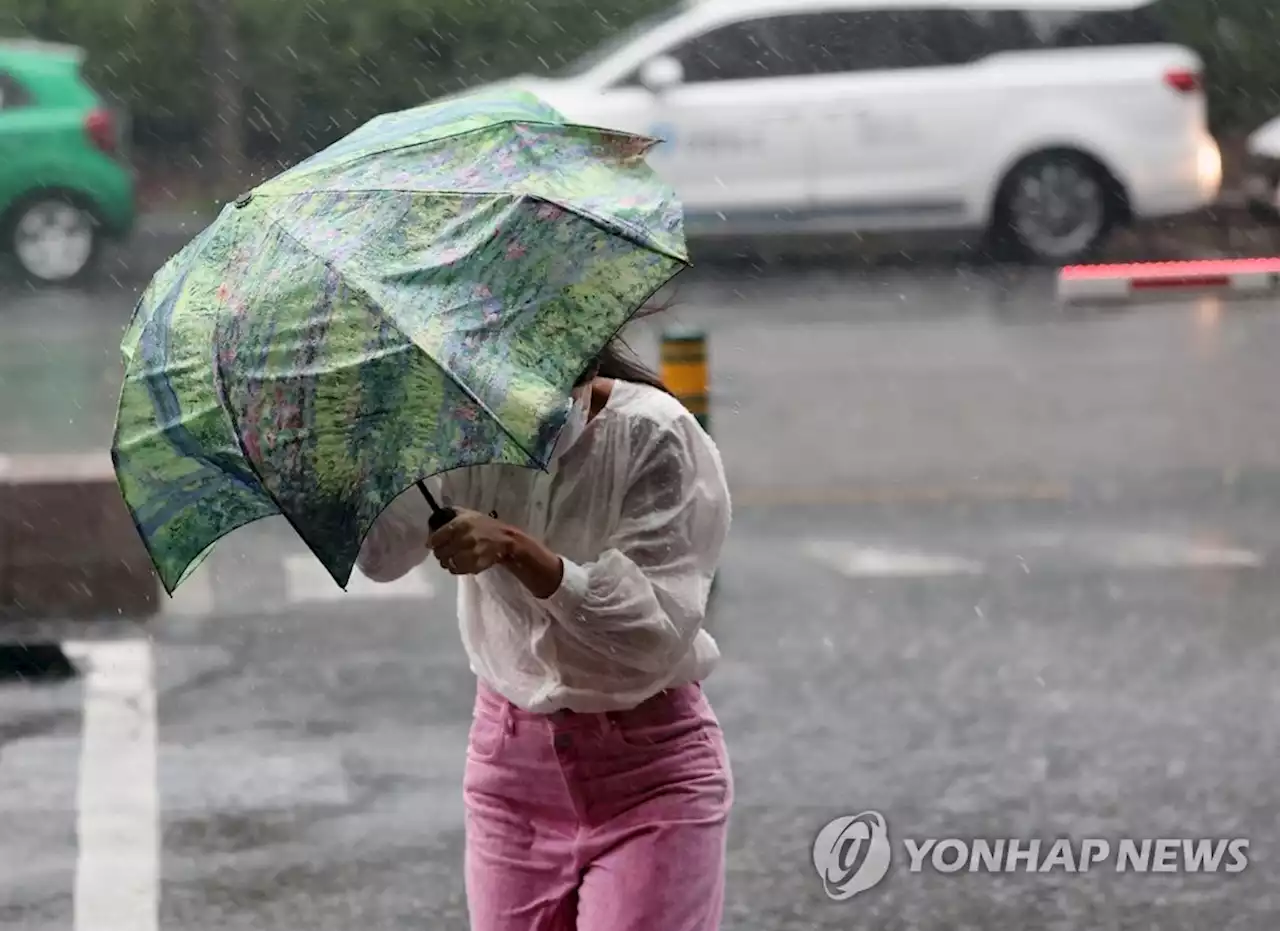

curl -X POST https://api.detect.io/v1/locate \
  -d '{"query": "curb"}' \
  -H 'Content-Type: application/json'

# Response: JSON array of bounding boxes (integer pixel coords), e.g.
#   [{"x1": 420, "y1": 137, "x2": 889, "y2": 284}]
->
[
  {"x1": 1058, "y1": 257, "x2": 1280, "y2": 304},
  {"x1": 0, "y1": 453, "x2": 159, "y2": 623}
]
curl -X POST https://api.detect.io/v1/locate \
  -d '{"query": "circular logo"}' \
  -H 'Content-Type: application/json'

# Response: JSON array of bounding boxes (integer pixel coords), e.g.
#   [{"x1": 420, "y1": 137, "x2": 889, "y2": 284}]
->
[{"x1": 813, "y1": 811, "x2": 892, "y2": 900}]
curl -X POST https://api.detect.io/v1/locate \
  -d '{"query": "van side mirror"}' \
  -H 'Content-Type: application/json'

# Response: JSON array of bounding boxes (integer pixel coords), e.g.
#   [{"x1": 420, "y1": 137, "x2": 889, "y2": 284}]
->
[{"x1": 639, "y1": 56, "x2": 684, "y2": 94}]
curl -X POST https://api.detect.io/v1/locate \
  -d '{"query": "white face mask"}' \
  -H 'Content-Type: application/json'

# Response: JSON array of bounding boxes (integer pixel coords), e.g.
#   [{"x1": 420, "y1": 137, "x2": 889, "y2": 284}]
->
[{"x1": 548, "y1": 390, "x2": 590, "y2": 465}]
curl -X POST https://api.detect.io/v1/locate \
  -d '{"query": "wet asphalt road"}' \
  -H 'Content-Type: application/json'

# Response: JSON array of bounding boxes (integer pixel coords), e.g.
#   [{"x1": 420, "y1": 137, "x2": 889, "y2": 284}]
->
[{"x1": 4, "y1": 261, "x2": 1280, "y2": 929}]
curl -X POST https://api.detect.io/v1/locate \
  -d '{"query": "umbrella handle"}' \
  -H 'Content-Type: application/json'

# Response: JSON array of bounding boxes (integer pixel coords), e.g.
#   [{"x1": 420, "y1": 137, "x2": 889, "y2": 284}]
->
[{"x1": 417, "y1": 480, "x2": 457, "y2": 532}]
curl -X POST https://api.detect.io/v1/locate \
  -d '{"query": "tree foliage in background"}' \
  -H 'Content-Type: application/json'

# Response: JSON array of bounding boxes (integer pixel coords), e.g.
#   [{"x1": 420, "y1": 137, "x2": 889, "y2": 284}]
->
[
  {"x1": 0, "y1": 0, "x2": 1277, "y2": 165},
  {"x1": 0, "y1": 0, "x2": 670, "y2": 160},
  {"x1": 0, "y1": 0, "x2": 203, "y2": 143}
]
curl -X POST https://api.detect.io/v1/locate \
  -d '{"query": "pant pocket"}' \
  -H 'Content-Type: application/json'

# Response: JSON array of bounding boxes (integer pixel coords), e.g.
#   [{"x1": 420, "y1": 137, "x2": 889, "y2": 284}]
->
[
  {"x1": 467, "y1": 707, "x2": 508, "y2": 761},
  {"x1": 614, "y1": 716, "x2": 717, "y2": 750}
]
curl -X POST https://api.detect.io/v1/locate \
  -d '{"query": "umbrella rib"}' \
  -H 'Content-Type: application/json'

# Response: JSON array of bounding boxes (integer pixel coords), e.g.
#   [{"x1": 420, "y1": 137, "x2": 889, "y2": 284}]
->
[
  {"x1": 542, "y1": 199, "x2": 690, "y2": 266},
  {"x1": 253, "y1": 210, "x2": 546, "y2": 468}
]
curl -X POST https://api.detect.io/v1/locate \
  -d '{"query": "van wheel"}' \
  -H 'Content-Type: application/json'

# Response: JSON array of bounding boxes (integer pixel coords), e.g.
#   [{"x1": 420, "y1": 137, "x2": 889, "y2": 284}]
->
[
  {"x1": 7, "y1": 196, "x2": 99, "y2": 285},
  {"x1": 994, "y1": 151, "x2": 1116, "y2": 265}
]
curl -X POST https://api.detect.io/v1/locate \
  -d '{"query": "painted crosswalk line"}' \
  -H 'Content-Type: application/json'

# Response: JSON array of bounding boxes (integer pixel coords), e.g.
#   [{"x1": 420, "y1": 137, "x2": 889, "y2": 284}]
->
[
  {"x1": 1083, "y1": 533, "x2": 1263, "y2": 570},
  {"x1": 803, "y1": 541, "x2": 985, "y2": 578},
  {"x1": 62, "y1": 639, "x2": 158, "y2": 931},
  {"x1": 804, "y1": 531, "x2": 1266, "y2": 580},
  {"x1": 1010, "y1": 530, "x2": 1264, "y2": 570}
]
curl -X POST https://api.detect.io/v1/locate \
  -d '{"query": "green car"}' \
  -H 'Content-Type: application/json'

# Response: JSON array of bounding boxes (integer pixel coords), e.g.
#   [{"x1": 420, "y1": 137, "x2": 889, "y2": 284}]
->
[{"x1": 0, "y1": 39, "x2": 135, "y2": 283}]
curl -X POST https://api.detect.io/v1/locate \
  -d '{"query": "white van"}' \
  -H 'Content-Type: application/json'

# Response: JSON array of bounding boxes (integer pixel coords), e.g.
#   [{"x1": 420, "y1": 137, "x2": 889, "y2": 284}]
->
[{"x1": 496, "y1": 0, "x2": 1222, "y2": 263}]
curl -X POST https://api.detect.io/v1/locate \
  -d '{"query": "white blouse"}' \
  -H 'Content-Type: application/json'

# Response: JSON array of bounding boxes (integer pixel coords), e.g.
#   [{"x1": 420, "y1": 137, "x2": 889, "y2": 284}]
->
[{"x1": 355, "y1": 380, "x2": 731, "y2": 713}]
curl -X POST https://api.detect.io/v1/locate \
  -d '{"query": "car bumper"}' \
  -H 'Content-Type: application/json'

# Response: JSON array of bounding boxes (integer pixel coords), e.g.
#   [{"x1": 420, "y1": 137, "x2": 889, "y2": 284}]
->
[
  {"x1": 1124, "y1": 134, "x2": 1222, "y2": 219},
  {"x1": 83, "y1": 157, "x2": 138, "y2": 238},
  {"x1": 1242, "y1": 152, "x2": 1280, "y2": 220}
]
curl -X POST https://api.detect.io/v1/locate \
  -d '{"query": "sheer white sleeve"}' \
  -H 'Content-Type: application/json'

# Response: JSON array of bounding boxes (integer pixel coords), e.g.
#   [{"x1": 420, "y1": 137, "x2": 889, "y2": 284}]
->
[{"x1": 541, "y1": 414, "x2": 731, "y2": 681}]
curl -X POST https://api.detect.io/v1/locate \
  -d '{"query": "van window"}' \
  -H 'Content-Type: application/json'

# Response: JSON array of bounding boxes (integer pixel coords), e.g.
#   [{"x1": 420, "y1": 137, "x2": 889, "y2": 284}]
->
[
  {"x1": 555, "y1": 5, "x2": 688, "y2": 78},
  {"x1": 915, "y1": 10, "x2": 1025, "y2": 65},
  {"x1": 644, "y1": 8, "x2": 1015, "y2": 84},
  {"x1": 793, "y1": 11, "x2": 912, "y2": 73},
  {"x1": 667, "y1": 16, "x2": 804, "y2": 83},
  {"x1": 1019, "y1": 2, "x2": 1170, "y2": 48},
  {"x1": 794, "y1": 10, "x2": 1004, "y2": 73},
  {"x1": 0, "y1": 72, "x2": 32, "y2": 109}
]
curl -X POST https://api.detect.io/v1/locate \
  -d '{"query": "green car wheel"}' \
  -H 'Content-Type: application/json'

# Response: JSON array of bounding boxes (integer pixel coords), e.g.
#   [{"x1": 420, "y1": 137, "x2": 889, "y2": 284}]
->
[{"x1": 8, "y1": 195, "x2": 99, "y2": 283}]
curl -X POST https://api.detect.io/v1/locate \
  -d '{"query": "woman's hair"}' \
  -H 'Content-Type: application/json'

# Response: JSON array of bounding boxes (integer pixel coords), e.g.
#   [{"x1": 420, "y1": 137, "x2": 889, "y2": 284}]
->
[
  {"x1": 574, "y1": 296, "x2": 675, "y2": 395},
  {"x1": 586, "y1": 337, "x2": 671, "y2": 394}
]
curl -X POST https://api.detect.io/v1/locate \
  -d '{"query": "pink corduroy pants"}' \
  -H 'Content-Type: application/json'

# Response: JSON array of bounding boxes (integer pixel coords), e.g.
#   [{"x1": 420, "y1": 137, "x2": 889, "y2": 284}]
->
[{"x1": 463, "y1": 679, "x2": 734, "y2": 931}]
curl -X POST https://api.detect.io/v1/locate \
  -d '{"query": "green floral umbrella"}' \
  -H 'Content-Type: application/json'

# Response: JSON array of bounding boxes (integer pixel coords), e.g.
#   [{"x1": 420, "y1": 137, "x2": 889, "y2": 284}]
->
[{"x1": 113, "y1": 88, "x2": 687, "y2": 594}]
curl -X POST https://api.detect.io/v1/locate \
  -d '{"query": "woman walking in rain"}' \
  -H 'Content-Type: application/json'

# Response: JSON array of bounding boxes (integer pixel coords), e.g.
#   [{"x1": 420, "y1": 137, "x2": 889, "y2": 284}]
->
[{"x1": 357, "y1": 336, "x2": 733, "y2": 931}]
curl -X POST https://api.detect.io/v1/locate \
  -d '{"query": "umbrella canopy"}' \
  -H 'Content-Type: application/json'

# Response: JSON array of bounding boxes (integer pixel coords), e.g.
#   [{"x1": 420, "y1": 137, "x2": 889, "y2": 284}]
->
[{"x1": 114, "y1": 89, "x2": 687, "y2": 594}]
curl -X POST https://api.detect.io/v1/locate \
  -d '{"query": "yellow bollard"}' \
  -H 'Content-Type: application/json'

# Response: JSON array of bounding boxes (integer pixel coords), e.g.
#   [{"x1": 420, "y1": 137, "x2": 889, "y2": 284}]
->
[
  {"x1": 659, "y1": 328, "x2": 709, "y2": 432},
  {"x1": 659, "y1": 328, "x2": 718, "y2": 602}
]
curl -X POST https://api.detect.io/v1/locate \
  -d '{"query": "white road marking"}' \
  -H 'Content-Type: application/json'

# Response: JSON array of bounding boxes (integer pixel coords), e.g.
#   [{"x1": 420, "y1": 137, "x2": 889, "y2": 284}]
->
[
  {"x1": 1099, "y1": 534, "x2": 1263, "y2": 570},
  {"x1": 1013, "y1": 531, "x2": 1264, "y2": 570},
  {"x1": 62, "y1": 639, "x2": 158, "y2": 931},
  {"x1": 284, "y1": 553, "x2": 436, "y2": 603},
  {"x1": 804, "y1": 541, "x2": 985, "y2": 578}
]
